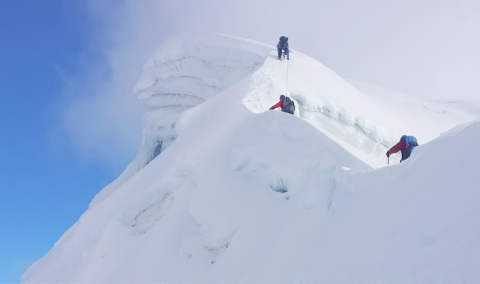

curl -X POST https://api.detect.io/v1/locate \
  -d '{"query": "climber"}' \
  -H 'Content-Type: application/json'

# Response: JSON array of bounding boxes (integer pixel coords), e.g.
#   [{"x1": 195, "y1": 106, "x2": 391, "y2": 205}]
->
[
  {"x1": 386, "y1": 135, "x2": 419, "y2": 162},
  {"x1": 277, "y1": 36, "x2": 289, "y2": 60},
  {"x1": 269, "y1": 95, "x2": 295, "y2": 115}
]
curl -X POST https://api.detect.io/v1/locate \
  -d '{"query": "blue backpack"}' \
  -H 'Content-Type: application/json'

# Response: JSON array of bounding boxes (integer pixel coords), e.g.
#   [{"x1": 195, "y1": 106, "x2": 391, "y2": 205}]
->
[
  {"x1": 278, "y1": 36, "x2": 289, "y2": 49},
  {"x1": 401, "y1": 135, "x2": 418, "y2": 160},
  {"x1": 405, "y1": 136, "x2": 418, "y2": 147}
]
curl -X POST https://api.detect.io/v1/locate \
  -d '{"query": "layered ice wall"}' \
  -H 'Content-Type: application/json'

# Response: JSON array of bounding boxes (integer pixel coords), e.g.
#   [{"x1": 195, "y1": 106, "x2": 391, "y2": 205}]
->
[{"x1": 130, "y1": 35, "x2": 272, "y2": 173}]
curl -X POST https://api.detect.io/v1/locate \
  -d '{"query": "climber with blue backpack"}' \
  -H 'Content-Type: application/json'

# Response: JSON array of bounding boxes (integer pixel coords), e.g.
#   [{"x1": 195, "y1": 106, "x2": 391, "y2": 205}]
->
[
  {"x1": 386, "y1": 135, "x2": 419, "y2": 163},
  {"x1": 269, "y1": 95, "x2": 295, "y2": 115}
]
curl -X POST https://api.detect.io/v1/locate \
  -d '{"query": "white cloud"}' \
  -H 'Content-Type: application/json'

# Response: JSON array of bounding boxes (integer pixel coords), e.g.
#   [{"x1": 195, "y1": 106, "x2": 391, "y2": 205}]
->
[{"x1": 57, "y1": 0, "x2": 167, "y2": 169}]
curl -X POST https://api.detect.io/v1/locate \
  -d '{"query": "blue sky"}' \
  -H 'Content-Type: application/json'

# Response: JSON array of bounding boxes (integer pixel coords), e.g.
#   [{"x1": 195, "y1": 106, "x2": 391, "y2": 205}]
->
[
  {"x1": 1, "y1": 0, "x2": 479, "y2": 282},
  {"x1": 0, "y1": 1, "x2": 126, "y2": 282}
]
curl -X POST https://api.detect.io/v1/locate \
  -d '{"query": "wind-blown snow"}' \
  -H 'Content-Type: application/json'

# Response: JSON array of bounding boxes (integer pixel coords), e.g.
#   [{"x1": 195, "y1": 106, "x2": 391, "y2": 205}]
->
[{"x1": 22, "y1": 34, "x2": 480, "y2": 283}]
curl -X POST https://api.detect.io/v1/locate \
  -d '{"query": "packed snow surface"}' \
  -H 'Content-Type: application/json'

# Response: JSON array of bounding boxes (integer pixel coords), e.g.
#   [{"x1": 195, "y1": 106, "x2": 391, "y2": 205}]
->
[{"x1": 22, "y1": 34, "x2": 480, "y2": 283}]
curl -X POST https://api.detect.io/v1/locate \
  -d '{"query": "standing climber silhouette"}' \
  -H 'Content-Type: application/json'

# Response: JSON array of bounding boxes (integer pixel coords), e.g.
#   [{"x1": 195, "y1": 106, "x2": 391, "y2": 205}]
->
[{"x1": 277, "y1": 36, "x2": 289, "y2": 60}]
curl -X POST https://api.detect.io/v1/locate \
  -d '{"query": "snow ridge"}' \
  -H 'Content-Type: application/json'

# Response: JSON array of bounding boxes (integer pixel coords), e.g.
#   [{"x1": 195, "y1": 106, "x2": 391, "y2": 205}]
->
[{"x1": 21, "y1": 34, "x2": 480, "y2": 283}]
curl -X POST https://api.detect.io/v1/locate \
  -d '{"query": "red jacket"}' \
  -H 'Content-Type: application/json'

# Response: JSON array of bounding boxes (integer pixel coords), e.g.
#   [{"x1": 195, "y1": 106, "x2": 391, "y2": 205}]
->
[
  {"x1": 389, "y1": 135, "x2": 418, "y2": 161},
  {"x1": 389, "y1": 136, "x2": 406, "y2": 155},
  {"x1": 271, "y1": 97, "x2": 285, "y2": 110}
]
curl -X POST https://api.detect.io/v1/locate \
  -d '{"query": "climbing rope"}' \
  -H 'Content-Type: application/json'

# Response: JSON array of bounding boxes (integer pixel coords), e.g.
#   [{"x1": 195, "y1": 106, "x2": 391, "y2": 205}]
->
[{"x1": 285, "y1": 61, "x2": 289, "y2": 96}]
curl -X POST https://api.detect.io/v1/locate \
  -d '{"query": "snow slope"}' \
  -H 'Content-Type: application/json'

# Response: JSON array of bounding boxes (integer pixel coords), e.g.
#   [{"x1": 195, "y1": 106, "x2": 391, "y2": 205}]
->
[
  {"x1": 22, "y1": 78, "x2": 370, "y2": 283},
  {"x1": 22, "y1": 35, "x2": 480, "y2": 283}
]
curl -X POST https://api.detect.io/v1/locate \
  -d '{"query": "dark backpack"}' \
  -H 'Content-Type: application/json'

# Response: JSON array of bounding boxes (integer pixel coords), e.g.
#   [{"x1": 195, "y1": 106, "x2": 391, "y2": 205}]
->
[
  {"x1": 282, "y1": 97, "x2": 295, "y2": 114},
  {"x1": 279, "y1": 36, "x2": 288, "y2": 43}
]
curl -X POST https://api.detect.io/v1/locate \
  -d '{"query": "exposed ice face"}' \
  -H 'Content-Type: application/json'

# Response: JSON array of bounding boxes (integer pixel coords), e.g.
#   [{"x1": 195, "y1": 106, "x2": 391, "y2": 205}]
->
[{"x1": 130, "y1": 35, "x2": 272, "y2": 173}]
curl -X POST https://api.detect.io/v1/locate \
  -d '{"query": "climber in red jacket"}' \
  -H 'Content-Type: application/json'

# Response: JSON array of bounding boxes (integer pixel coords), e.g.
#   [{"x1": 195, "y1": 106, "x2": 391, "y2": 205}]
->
[
  {"x1": 386, "y1": 135, "x2": 418, "y2": 162},
  {"x1": 269, "y1": 95, "x2": 295, "y2": 115}
]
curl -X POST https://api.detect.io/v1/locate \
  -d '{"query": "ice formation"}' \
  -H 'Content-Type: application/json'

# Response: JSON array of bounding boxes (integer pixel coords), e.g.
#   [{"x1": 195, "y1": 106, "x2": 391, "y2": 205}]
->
[{"x1": 130, "y1": 35, "x2": 272, "y2": 172}]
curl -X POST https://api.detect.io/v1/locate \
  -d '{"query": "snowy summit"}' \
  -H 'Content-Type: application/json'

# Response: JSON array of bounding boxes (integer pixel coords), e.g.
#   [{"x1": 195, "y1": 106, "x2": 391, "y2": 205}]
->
[{"x1": 23, "y1": 34, "x2": 480, "y2": 283}]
